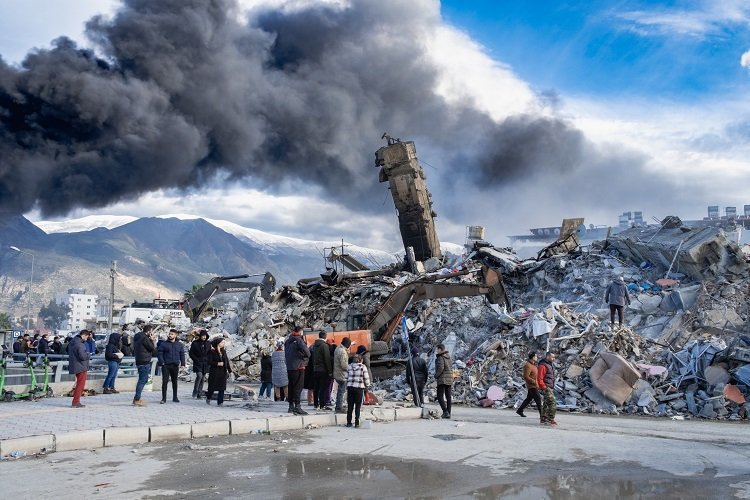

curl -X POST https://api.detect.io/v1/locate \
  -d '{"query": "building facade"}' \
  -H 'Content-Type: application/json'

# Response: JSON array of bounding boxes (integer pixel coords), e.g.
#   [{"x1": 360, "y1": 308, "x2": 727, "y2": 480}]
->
[{"x1": 56, "y1": 288, "x2": 99, "y2": 332}]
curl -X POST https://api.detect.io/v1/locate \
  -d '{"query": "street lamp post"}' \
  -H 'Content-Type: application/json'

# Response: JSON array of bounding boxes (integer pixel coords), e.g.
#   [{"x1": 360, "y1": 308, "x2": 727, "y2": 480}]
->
[{"x1": 10, "y1": 246, "x2": 34, "y2": 330}]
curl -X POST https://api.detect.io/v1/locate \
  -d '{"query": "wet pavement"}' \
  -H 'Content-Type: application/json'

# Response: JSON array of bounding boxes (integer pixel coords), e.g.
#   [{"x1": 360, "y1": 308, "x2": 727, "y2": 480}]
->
[{"x1": 2, "y1": 413, "x2": 749, "y2": 499}]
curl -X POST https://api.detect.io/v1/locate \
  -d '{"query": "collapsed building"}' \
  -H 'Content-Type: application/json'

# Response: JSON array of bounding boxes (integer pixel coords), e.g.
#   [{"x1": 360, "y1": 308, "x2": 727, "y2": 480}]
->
[
  {"x1": 201, "y1": 212, "x2": 749, "y2": 422},
  {"x1": 174, "y1": 138, "x2": 750, "y2": 422}
]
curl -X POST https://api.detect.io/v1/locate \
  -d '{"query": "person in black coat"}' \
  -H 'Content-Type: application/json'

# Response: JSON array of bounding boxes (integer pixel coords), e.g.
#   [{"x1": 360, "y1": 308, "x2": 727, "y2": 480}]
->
[
  {"x1": 50, "y1": 336, "x2": 63, "y2": 355},
  {"x1": 132, "y1": 325, "x2": 157, "y2": 406},
  {"x1": 34, "y1": 333, "x2": 50, "y2": 366},
  {"x1": 405, "y1": 346, "x2": 428, "y2": 407},
  {"x1": 259, "y1": 351, "x2": 273, "y2": 400},
  {"x1": 206, "y1": 337, "x2": 232, "y2": 406},
  {"x1": 189, "y1": 330, "x2": 211, "y2": 398}
]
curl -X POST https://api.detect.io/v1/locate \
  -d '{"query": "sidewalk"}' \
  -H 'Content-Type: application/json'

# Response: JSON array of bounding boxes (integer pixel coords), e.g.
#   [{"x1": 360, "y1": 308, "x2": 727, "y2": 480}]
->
[{"x1": 0, "y1": 382, "x2": 422, "y2": 457}]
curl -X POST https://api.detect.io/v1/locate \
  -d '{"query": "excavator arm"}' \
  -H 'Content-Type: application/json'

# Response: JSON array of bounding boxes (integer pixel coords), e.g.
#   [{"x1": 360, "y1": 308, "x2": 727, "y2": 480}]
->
[
  {"x1": 365, "y1": 266, "x2": 509, "y2": 336},
  {"x1": 184, "y1": 272, "x2": 276, "y2": 321}
]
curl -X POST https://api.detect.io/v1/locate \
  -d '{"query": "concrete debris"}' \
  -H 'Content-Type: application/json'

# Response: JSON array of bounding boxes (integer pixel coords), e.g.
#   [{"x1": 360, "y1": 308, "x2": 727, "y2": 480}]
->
[{"x1": 176, "y1": 226, "x2": 750, "y2": 422}]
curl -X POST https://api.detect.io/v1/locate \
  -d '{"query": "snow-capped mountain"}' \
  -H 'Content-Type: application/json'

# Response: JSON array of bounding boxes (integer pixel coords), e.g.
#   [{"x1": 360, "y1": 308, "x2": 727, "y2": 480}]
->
[
  {"x1": 34, "y1": 213, "x2": 399, "y2": 269},
  {"x1": 36, "y1": 215, "x2": 138, "y2": 233}
]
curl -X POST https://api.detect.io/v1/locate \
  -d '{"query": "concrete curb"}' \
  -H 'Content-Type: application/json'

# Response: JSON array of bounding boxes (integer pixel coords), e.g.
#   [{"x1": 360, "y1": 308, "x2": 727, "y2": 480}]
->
[{"x1": 0, "y1": 407, "x2": 422, "y2": 457}]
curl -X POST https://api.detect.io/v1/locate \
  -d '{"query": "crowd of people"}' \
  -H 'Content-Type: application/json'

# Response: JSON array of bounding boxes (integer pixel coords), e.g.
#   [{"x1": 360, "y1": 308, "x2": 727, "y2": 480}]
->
[
  {"x1": 61, "y1": 324, "x2": 378, "y2": 427},
  {"x1": 9, "y1": 321, "x2": 559, "y2": 427}
]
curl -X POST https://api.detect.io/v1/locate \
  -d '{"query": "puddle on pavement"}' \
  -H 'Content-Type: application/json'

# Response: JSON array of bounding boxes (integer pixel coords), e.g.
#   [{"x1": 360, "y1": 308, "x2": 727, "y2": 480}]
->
[
  {"x1": 142, "y1": 439, "x2": 749, "y2": 499},
  {"x1": 472, "y1": 473, "x2": 729, "y2": 499}
]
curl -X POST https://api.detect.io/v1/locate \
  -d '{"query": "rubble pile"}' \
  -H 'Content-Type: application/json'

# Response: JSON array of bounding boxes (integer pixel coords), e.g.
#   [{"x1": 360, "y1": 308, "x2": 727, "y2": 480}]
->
[{"x1": 195, "y1": 225, "x2": 750, "y2": 421}]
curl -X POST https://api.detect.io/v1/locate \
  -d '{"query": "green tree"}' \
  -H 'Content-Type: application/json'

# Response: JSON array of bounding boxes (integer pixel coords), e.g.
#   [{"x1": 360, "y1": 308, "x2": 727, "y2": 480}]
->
[
  {"x1": 0, "y1": 312, "x2": 11, "y2": 330},
  {"x1": 39, "y1": 300, "x2": 71, "y2": 330},
  {"x1": 183, "y1": 284, "x2": 203, "y2": 301}
]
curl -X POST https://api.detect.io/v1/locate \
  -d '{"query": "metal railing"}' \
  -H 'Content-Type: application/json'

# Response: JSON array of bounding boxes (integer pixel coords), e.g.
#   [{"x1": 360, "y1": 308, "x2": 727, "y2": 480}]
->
[{"x1": 2, "y1": 354, "x2": 158, "y2": 387}]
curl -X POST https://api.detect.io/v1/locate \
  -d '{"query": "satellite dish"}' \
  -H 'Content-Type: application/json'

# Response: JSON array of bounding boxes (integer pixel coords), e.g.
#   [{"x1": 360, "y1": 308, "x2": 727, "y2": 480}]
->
[{"x1": 576, "y1": 224, "x2": 587, "y2": 237}]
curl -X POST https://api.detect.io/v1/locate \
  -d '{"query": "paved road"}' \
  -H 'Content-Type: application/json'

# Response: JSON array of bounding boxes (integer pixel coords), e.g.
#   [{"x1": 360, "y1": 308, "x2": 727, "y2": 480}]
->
[
  {"x1": 0, "y1": 381, "x2": 286, "y2": 439},
  {"x1": 1, "y1": 406, "x2": 748, "y2": 499}
]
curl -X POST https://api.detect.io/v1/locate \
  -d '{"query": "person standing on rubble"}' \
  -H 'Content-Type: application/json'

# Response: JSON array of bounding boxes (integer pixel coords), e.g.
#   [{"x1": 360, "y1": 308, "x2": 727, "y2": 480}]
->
[
  {"x1": 605, "y1": 276, "x2": 631, "y2": 328},
  {"x1": 537, "y1": 352, "x2": 558, "y2": 425},
  {"x1": 434, "y1": 344, "x2": 453, "y2": 419},
  {"x1": 312, "y1": 331, "x2": 333, "y2": 410},
  {"x1": 333, "y1": 337, "x2": 352, "y2": 413},
  {"x1": 516, "y1": 352, "x2": 543, "y2": 422},
  {"x1": 157, "y1": 329, "x2": 185, "y2": 404},
  {"x1": 189, "y1": 330, "x2": 211, "y2": 399},
  {"x1": 206, "y1": 337, "x2": 232, "y2": 406},
  {"x1": 272, "y1": 340, "x2": 289, "y2": 402},
  {"x1": 285, "y1": 325, "x2": 311, "y2": 415},
  {"x1": 406, "y1": 346, "x2": 428, "y2": 407}
]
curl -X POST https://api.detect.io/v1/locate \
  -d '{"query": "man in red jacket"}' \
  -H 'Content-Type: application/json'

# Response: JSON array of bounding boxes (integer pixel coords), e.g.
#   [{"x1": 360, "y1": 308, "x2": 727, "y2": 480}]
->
[{"x1": 537, "y1": 352, "x2": 557, "y2": 425}]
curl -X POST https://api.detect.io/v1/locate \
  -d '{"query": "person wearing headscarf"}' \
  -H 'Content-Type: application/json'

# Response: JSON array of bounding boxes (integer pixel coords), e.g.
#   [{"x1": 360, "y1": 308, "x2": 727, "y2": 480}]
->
[{"x1": 206, "y1": 337, "x2": 232, "y2": 406}]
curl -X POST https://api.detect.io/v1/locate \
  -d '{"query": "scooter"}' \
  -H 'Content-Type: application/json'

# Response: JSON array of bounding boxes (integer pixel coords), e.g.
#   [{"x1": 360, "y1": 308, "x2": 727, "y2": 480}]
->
[
  {"x1": 2, "y1": 355, "x2": 40, "y2": 401},
  {"x1": 30, "y1": 355, "x2": 54, "y2": 399},
  {"x1": 0, "y1": 351, "x2": 11, "y2": 401}
]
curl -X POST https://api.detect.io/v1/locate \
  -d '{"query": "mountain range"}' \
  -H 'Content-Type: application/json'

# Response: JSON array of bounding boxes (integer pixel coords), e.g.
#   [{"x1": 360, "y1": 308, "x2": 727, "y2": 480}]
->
[{"x1": 0, "y1": 214, "x2": 406, "y2": 321}]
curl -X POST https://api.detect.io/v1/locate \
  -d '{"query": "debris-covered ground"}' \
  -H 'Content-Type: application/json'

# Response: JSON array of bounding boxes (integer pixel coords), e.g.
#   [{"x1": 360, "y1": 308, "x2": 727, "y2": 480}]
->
[{"x1": 178, "y1": 220, "x2": 750, "y2": 422}]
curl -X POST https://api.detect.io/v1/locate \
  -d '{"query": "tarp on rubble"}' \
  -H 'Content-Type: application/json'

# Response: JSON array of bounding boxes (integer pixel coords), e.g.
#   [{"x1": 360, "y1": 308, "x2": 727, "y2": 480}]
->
[{"x1": 589, "y1": 352, "x2": 641, "y2": 405}]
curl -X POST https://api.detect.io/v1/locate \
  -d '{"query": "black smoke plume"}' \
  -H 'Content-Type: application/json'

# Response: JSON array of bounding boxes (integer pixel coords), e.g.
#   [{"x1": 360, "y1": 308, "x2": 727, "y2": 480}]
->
[{"x1": 0, "y1": 0, "x2": 584, "y2": 216}]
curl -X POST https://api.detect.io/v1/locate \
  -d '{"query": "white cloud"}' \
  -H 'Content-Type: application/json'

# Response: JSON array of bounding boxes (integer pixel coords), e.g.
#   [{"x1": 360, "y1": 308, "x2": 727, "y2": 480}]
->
[
  {"x1": 742, "y1": 49, "x2": 750, "y2": 68},
  {"x1": 616, "y1": 0, "x2": 750, "y2": 37}
]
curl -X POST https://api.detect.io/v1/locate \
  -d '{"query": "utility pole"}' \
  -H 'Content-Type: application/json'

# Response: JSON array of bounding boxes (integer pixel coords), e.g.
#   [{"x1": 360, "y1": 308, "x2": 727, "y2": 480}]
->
[
  {"x1": 10, "y1": 246, "x2": 34, "y2": 331},
  {"x1": 108, "y1": 261, "x2": 117, "y2": 334}
]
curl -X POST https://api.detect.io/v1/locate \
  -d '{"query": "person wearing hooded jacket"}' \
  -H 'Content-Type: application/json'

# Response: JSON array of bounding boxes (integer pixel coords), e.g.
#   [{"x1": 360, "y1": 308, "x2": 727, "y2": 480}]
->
[
  {"x1": 434, "y1": 343, "x2": 453, "y2": 419},
  {"x1": 189, "y1": 330, "x2": 211, "y2": 398},
  {"x1": 206, "y1": 337, "x2": 232, "y2": 406},
  {"x1": 605, "y1": 276, "x2": 631, "y2": 327},
  {"x1": 103, "y1": 332, "x2": 124, "y2": 394}
]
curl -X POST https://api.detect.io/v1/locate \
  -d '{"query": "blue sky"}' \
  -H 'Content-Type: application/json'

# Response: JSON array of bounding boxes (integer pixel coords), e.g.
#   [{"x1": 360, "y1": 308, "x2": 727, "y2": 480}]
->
[
  {"x1": 2, "y1": 0, "x2": 750, "y2": 248},
  {"x1": 441, "y1": 0, "x2": 750, "y2": 100}
]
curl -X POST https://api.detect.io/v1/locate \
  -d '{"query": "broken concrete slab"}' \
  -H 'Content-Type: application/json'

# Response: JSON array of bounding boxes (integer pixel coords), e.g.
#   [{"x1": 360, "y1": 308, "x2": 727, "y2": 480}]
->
[{"x1": 608, "y1": 224, "x2": 748, "y2": 281}]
